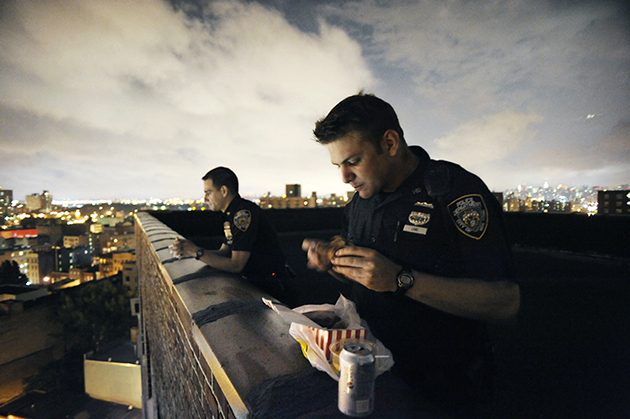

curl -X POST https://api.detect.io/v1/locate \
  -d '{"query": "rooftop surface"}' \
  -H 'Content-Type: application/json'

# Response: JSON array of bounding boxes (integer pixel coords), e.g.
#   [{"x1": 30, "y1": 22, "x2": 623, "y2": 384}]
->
[{"x1": 86, "y1": 339, "x2": 139, "y2": 365}]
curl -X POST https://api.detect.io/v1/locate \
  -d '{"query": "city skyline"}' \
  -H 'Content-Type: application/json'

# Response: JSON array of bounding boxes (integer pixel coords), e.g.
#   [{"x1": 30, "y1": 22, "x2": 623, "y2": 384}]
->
[
  {"x1": 1, "y1": 0, "x2": 629, "y2": 201},
  {"x1": 2, "y1": 178, "x2": 628, "y2": 205}
]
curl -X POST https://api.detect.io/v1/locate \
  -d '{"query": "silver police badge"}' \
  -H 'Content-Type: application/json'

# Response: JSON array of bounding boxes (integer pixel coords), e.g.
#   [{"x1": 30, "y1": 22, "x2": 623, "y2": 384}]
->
[
  {"x1": 234, "y1": 210, "x2": 252, "y2": 232},
  {"x1": 223, "y1": 221, "x2": 233, "y2": 244},
  {"x1": 448, "y1": 194, "x2": 488, "y2": 240},
  {"x1": 409, "y1": 211, "x2": 431, "y2": 226}
]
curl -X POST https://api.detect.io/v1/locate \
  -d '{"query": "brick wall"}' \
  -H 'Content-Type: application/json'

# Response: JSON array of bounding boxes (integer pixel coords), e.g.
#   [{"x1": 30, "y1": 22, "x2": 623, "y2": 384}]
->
[{"x1": 136, "y1": 217, "x2": 237, "y2": 419}]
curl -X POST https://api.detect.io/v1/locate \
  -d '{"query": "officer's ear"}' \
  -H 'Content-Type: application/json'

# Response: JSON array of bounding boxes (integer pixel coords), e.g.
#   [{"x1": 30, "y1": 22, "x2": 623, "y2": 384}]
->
[
  {"x1": 219, "y1": 185, "x2": 229, "y2": 197},
  {"x1": 382, "y1": 129, "x2": 400, "y2": 157}
]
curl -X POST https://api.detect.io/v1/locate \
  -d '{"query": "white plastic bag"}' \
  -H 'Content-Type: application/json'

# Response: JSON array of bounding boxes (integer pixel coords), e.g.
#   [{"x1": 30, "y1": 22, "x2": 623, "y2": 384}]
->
[{"x1": 263, "y1": 295, "x2": 394, "y2": 380}]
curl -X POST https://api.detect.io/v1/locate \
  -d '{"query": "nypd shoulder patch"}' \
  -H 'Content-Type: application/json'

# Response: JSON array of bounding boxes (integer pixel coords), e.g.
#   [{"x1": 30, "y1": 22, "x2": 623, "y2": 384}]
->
[
  {"x1": 447, "y1": 194, "x2": 488, "y2": 240},
  {"x1": 234, "y1": 210, "x2": 252, "y2": 232}
]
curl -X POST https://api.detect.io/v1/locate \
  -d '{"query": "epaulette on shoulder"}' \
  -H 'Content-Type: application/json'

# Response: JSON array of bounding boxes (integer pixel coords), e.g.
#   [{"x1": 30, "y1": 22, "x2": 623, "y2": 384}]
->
[{"x1": 424, "y1": 160, "x2": 451, "y2": 198}]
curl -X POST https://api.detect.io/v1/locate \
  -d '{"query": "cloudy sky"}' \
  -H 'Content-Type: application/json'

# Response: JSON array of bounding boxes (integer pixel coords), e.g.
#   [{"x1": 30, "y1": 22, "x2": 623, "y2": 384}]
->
[{"x1": 1, "y1": 0, "x2": 628, "y2": 201}]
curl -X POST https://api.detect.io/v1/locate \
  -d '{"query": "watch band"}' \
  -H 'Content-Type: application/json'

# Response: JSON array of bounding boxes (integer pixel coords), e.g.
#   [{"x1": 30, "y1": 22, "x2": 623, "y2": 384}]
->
[{"x1": 195, "y1": 248, "x2": 205, "y2": 260}]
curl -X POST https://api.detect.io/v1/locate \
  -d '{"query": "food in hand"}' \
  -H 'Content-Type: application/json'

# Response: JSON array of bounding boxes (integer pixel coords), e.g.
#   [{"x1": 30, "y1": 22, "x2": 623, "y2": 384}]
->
[{"x1": 315, "y1": 235, "x2": 348, "y2": 270}]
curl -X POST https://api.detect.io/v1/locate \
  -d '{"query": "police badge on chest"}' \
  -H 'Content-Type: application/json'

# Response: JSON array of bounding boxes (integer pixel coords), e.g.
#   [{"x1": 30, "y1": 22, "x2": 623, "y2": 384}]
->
[
  {"x1": 223, "y1": 221, "x2": 233, "y2": 244},
  {"x1": 403, "y1": 201, "x2": 433, "y2": 236}
]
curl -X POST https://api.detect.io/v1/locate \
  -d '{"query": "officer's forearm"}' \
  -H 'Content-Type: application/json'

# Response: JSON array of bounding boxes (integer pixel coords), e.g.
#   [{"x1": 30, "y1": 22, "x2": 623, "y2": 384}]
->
[
  {"x1": 405, "y1": 271, "x2": 521, "y2": 322},
  {"x1": 195, "y1": 247, "x2": 249, "y2": 274}
]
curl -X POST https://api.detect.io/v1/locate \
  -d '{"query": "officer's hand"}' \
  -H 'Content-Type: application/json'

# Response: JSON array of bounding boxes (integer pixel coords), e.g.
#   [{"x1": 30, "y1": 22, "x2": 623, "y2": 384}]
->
[
  {"x1": 302, "y1": 238, "x2": 333, "y2": 271},
  {"x1": 331, "y1": 246, "x2": 401, "y2": 292},
  {"x1": 169, "y1": 237, "x2": 190, "y2": 259}
]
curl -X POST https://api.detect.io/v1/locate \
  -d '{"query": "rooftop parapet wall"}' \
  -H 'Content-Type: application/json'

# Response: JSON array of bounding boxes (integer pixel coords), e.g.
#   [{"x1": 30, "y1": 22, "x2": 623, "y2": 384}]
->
[
  {"x1": 150, "y1": 209, "x2": 630, "y2": 259},
  {"x1": 135, "y1": 212, "x2": 309, "y2": 419},
  {"x1": 503, "y1": 212, "x2": 630, "y2": 258}
]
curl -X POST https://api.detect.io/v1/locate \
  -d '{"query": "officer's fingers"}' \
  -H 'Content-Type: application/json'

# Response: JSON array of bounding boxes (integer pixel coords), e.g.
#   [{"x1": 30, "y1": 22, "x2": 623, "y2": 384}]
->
[
  {"x1": 334, "y1": 245, "x2": 377, "y2": 259},
  {"x1": 331, "y1": 265, "x2": 366, "y2": 285},
  {"x1": 301, "y1": 238, "x2": 314, "y2": 251},
  {"x1": 331, "y1": 255, "x2": 364, "y2": 269},
  {"x1": 307, "y1": 259, "x2": 329, "y2": 272},
  {"x1": 305, "y1": 250, "x2": 328, "y2": 271}
]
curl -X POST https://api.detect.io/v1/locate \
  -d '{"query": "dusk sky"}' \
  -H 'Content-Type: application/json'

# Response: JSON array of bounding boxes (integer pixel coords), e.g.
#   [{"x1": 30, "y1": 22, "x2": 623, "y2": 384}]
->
[{"x1": 1, "y1": 0, "x2": 628, "y2": 201}]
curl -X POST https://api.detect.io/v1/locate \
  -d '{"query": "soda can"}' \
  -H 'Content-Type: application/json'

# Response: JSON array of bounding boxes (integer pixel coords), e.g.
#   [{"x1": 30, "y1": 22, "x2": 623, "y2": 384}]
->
[{"x1": 338, "y1": 342, "x2": 375, "y2": 417}]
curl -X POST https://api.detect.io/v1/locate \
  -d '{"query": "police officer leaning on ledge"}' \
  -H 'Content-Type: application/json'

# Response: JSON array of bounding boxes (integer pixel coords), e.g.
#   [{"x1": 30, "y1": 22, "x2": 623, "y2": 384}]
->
[
  {"x1": 170, "y1": 167, "x2": 290, "y2": 302},
  {"x1": 302, "y1": 93, "x2": 521, "y2": 419}
]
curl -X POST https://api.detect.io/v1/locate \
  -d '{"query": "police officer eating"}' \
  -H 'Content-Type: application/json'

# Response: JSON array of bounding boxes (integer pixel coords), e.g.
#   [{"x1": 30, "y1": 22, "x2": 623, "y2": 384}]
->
[{"x1": 302, "y1": 92, "x2": 521, "y2": 418}]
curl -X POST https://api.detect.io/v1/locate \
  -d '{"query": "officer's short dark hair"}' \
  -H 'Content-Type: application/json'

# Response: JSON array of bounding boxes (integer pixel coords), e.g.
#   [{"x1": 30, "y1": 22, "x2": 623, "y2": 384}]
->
[
  {"x1": 202, "y1": 167, "x2": 239, "y2": 195},
  {"x1": 313, "y1": 92, "x2": 405, "y2": 152}
]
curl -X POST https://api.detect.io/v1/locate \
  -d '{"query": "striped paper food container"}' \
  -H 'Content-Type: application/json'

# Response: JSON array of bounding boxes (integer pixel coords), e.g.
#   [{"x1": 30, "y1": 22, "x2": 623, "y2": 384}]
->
[{"x1": 307, "y1": 326, "x2": 369, "y2": 362}]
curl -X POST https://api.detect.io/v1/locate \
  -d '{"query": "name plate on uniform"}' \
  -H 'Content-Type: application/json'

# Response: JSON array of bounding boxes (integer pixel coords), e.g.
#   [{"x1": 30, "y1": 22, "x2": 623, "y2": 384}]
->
[{"x1": 403, "y1": 224, "x2": 428, "y2": 235}]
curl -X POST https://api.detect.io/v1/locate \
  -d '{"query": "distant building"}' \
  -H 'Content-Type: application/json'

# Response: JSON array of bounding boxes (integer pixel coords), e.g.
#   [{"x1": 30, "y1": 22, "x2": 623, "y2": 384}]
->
[
  {"x1": 0, "y1": 188, "x2": 12, "y2": 219},
  {"x1": 46, "y1": 271, "x2": 71, "y2": 284},
  {"x1": 84, "y1": 341, "x2": 142, "y2": 409},
  {"x1": 122, "y1": 262, "x2": 138, "y2": 292},
  {"x1": 598, "y1": 190, "x2": 630, "y2": 215},
  {"x1": 25, "y1": 190, "x2": 52, "y2": 213},
  {"x1": 319, "y1": 193, "x2": 350, "y2": 207},
  {"x1": 36, "y1": 225, "x2": 62, "y2": 246},
  {"x1": 0, "y1": 284, "x2": 48, "y2": 303},
  {"x1": 90, "y1": 223, "x2": 104, "y2": 234},
  {"x1": 24, "y1": 250, "x2": 55, "y2": 285},
  {"x1": 286, "y1": 184, "x2": 301, "y2": 198},
  {"x1": 69, "y1": 267, "x2": 96, "y2": 283},
  {"x1": 492, "y1": 192, "x2": 504, "y2": 208},
  {"x1": 113, "y1": 252, "x2": 136, "y2": 275},
  {"x1": 506, "y1": 195, "x2": 520, "y2": 212},
  {"x1": 63, "y1": 235, "x2": 89, "y2": 248},
  {"x1": 10, "y1": 248, "x2": 32, "y2": 280},
  {"x1": 57, "y1": 245, "x2": 92, "y2": 273},
  {"x1": 0, "y1": 293, "x2": 63, "y2": 405},
  {"x1": 99, "y1": 252, "x2": 136, "y2": 278},
  {"x1": 259, "y1": 195, "x2": 313, "y2": 209}
]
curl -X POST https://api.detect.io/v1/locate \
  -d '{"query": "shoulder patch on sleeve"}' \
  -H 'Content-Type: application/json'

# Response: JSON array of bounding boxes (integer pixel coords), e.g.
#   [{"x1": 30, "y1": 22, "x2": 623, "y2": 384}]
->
[
  {"x1": 447, "y1": 194, "x2": 488, "y2": 240},
  {"x1": 234, "y1": 210, "x2": 252, "y2": 232}
]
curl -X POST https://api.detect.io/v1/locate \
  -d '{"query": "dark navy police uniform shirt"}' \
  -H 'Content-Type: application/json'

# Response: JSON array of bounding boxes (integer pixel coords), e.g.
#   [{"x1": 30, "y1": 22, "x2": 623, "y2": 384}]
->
[
  {"x1": 342, "y1": 146, "x2": 514, "y2": 407},
  {"x1": 223, "y1": 195, "x2": 287, "y2": 297}
]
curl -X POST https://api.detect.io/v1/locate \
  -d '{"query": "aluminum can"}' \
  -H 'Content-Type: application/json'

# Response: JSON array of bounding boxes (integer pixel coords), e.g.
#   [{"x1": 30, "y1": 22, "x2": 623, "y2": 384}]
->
[{"x1": 338, "y1": 342, "x2": 375, "y2": 417}]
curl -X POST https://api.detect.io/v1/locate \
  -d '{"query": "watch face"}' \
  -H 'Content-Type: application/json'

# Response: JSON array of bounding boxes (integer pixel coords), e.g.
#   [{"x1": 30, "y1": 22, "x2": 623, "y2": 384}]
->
[
  {"x1": 394, "y1": 270, "x2": 414, "y2": 296},
  {"x1": 398, "y1": 271, "x2": 414, "y2": 288},
  {"x1": 400, "y1": 274, "x2": 412, "y2": 286}
]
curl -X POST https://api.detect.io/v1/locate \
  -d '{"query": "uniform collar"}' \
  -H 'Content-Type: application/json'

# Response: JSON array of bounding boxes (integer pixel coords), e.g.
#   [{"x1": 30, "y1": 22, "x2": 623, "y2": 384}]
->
[
  {"x1": 373, "y1": 146, "x2": 430, "y2": 205},
  {"x1": 224, "y1": 194, "x2": 242, "y2": 217},
  {"x1": 402, "y1": 146, "x2": 430, "y2": 190}
]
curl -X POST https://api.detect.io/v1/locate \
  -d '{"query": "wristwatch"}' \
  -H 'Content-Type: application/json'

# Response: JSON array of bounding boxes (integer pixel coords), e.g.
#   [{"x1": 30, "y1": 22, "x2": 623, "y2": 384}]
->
[
  {"x1": 394, "y1": 268, "x2": 415, "y2": 297},
  {"x1": 195, "y1": 248, "x2": 205, "y2": 260}
]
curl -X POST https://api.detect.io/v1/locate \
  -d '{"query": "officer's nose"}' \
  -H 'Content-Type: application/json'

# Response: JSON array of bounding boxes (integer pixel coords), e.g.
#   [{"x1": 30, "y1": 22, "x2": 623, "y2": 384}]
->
[{"x1": 341, "y1": 166, "x2": 355, "y2": 184}]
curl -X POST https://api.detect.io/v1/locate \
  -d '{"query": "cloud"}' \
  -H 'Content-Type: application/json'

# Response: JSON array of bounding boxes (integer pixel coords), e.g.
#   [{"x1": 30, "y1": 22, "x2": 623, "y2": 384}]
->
[
  {"x1": 1, "y1": 0, "x2": 627, "y2": 199},
  {"x1": 315, "y1": 0, "x2": 629, "y2": 189},
  {"x1": 0, "y1": 0, "x2": 374, "y2": 199},
  {"x1": 433, "y1": 110, "x2": 544, "y2": 164},
  {"x1": 325, "y1": 0, "x2": 630, "y2": 115}
]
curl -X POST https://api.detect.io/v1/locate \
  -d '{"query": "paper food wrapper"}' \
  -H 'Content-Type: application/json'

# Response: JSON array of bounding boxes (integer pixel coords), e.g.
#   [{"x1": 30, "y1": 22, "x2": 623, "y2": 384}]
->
[
  {"x1": 263, "y1": 295, "x2": 394, "y2": 380},
  {"x1": 307, "y1": 326, "x2": 368, "y2": 362}
]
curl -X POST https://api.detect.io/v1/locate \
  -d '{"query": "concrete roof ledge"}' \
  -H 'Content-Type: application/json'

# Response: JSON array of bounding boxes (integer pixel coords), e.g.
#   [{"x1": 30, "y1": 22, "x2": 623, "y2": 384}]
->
[{"x1": 135, "y1": 212, "x2": 309, "y2": 419}]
